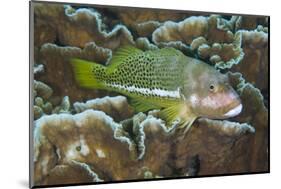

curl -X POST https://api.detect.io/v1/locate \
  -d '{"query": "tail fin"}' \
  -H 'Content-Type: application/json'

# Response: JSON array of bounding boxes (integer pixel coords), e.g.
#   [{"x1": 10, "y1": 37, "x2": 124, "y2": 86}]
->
[{"x1": 70, "y1": 58, "x2": 105, "y2": 89}]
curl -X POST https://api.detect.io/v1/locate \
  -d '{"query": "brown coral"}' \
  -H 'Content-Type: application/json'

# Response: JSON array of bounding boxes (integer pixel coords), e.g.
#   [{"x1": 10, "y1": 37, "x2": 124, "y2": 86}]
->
[
  {"x1": 34, "y1": 3, "x2": 134, "y2": 49},
  {"x1": 31, "y1": 2, "x2": 269, "y2": 187},
  {"x1": 33, "y1": 109, "x2": 173, "y2": 185},
  {"x1": 33, "y1": 75, "x2": 268, "y2": 185},
  {"x1": 73, "y1": 96, "x2": 134, "y2": 121},
  {"x1": 232, "y1": 29, "x2": 268, "y2": 95},
  {"x1": 152, "y1": 15, "x2": 244, "y2": 69}
]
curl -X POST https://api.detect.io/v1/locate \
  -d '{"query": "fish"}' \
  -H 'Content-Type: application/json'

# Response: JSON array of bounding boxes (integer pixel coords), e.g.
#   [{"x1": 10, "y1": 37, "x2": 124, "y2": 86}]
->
[{"x1": 70, "y1": 46, "x2": 242, "y2": 133}]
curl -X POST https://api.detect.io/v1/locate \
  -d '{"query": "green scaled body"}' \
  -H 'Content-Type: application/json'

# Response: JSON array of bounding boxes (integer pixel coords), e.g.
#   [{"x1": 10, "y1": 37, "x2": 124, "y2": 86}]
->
[{"x1": 71, "y1": 46, "x2": 197, "y2": 132}]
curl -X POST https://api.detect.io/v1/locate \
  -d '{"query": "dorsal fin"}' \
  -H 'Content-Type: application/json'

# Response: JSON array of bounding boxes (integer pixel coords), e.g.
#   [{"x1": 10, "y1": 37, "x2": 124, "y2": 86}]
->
[
  {"x1": 107, "y1": 46, "x2": 143, "y2": 72},
  {"x1": 157, "y1": 47, "x2": 184, "y2": 57}
]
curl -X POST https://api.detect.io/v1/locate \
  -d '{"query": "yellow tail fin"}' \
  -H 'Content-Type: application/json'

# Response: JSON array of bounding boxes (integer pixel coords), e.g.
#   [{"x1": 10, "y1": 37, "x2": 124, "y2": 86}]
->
[{"x1": 70, "y1": 58, "x2": 105, "y2": 89}]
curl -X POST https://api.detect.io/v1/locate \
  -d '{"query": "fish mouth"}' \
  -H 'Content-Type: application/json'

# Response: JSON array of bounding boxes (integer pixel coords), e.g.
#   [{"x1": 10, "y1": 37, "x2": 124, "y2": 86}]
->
[{"x1": 223, "y1": 104, "x2": 243, "y2": 117}]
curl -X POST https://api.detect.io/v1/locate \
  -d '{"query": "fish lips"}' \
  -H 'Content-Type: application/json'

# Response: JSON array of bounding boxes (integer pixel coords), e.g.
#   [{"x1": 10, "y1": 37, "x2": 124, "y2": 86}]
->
[
  {"x1": 223, "y1": 103, "x2": 243, "y2": 118},
  {"x1": 221, "y1": 87, "x2": 243, "y2": 118},
  {"x1": 205, "y1": 95, "x2": 243, "y2": 119},
  {"x1": 203, "y1": 103, "x2": 243, "y2": 120}
]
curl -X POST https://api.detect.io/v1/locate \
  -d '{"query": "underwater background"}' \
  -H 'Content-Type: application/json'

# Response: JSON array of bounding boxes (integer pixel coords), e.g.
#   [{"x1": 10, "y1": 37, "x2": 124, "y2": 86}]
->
[{"x1": 31, "y1": 2, "x2": 269, "y2": 187}]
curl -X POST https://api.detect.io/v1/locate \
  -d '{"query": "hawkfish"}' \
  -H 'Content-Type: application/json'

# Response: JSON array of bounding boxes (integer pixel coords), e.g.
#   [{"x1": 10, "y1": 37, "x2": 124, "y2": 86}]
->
[{"x1": 71, "y1": 46, "x2": 242, "y2": 133}]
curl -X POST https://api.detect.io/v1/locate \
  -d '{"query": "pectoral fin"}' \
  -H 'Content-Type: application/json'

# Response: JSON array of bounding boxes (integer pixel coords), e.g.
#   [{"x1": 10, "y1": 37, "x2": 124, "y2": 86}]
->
[
  {"x1": 160, "y1": 104, "x2": 197, "y2": 133},
  {"x1": 129, "y1": 97, "x2": 161, "y2": 112},
  {"x1": 159, "y1": 103, "x2": 184, "y2": 129}
]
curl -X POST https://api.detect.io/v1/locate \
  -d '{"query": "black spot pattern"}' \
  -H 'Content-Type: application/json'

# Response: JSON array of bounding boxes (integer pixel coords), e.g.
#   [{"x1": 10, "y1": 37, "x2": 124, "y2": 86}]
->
[{"x1": 97, "y1": 48, "x2": 186, "y2": 99}]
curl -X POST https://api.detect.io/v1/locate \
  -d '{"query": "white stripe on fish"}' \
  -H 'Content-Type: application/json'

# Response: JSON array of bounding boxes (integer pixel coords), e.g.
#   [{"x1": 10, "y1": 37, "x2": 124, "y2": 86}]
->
[{"x1": 108, "y1": 83, "x2": 181, "y2": 98}]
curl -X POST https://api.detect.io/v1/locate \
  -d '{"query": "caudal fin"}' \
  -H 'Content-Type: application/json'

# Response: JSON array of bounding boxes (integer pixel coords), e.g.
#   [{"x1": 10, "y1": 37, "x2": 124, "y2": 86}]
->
[{"x1": 70, "y1": 58, "x2": 105, "y2": 89}]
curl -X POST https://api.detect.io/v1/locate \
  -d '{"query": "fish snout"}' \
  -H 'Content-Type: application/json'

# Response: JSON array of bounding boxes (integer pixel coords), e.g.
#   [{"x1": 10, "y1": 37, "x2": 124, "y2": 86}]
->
[
  {"x1": 222, "y1": 90, "x2": 242, "y2": 118},
  {"x1": 188, "y1": 87, "x2": 242, "y2": 119}
]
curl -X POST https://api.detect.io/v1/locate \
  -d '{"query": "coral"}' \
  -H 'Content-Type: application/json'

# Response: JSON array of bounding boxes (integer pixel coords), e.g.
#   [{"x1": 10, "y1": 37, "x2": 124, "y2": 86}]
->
[
  {"x1": 234, "y1": 15, "x2": 268, "y2": 31},
  {"x1": 33, "y1": 80, "x2": 53, "y2": 119},
  {"x1": 52, "y1": 96, "x2": 71, "y2": 114},
  {"x1": 152, "y1": 15, "x2": 244, "y2": 69},
  {"x1": 135, "y1": 37, "x2": 159, "y2": 51},
  {"x1": 153, "y1": 16, "x2": 209, "y2": 45},
  {"x1": 33, "y1": 79, "x2": 268, "y2": 184},
  {"x1": 197, "y1": 35, "x2": 244, "y2": 69},
  {"x1": 227, "y1": 72, "x2": 268, "y2": 128},
  {"x1": 97, "y1": 7, "x2": 198, "y2": 36},
  {"x1": 40, "y1": 161, "x2": 103, "y2": 185},
  {"x1": 33, "y1": 94, "x2": 177, "y2": 185},
  {"x1": 232, "y1": 28, "x2": 268, "y2": 100},
  {"x1": 239, "y1": 30, "x2": 268, "y2": 48},
  {"x1": 33, "y1": 3, "x2": 268, "y2": 73},
  {"x1": 34, "y1": 80, "x2": 53, "y2": 100},
  {"x1": 73, "y1": 96, "x2": 134, "y2": 121},
  {"x1": 34, "y1": 105, "x2": 43, "y2": 120},
  {"x1": 34, "y1": 64, "x2": 44, "y2": 75},
  {"x1": 197, "y1": 118, "x2": 255, "y2": 137},
  {"x1": 32, "y1": 2, "x2": 269, "y2": 187},
  {"x1": 33, "y1": 80, "x2": 73, "y2": 119},
  {"x1": 34, "y1": 3, "x2": 134, "y2": 49},
  {"x1": 33, "y1": 109, "x2": 172, "y2": 185},
  {"x1": 116, "y1": 8, "x2": 192, "y2": 28},
  {"x1": 133, "y1": 21, "x2": 162, "y2": 37}
]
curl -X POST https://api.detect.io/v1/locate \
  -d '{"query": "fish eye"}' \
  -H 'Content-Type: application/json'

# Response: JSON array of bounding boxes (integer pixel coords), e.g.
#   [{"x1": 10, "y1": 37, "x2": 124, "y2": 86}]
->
[{"x1": 209, "y1": 84, "x2": 215, "y2": 91}]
